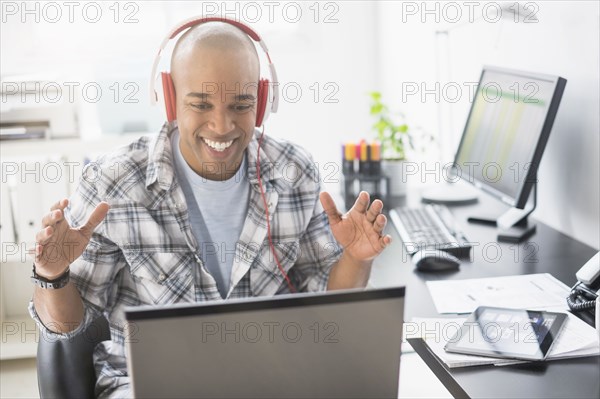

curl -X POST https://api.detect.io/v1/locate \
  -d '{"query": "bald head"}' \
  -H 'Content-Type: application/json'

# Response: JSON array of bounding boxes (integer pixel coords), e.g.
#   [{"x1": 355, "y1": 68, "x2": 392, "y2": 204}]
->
[
  {"x1": 170, "y1": 22, "x2": 260, "y2": 86},
  {"x1": 169, "y1": 21, "x2": 263, "y2": 181}
]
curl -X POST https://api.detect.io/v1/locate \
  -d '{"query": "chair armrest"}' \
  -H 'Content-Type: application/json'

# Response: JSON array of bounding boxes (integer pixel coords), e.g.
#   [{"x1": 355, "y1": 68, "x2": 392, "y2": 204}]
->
[{"x1": 37, "y1": 316, "x2": 110, "y2": 399}]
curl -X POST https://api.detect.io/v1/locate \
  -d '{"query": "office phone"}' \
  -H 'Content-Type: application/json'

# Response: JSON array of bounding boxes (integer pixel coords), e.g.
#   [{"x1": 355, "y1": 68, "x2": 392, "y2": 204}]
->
[{"x1": 567, "y1": 252, "x2": 599, "y2": 317}]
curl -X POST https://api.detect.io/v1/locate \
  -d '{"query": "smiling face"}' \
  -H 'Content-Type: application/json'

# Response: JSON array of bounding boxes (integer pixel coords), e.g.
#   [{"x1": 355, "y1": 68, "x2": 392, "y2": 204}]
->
[{"x1": 171, "y1": 24, "x2": 260, "y2": 181}]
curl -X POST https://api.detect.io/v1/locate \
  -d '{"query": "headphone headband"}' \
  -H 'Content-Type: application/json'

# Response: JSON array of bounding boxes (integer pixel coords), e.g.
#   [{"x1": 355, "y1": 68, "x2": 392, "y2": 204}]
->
[
  {"x1": 149, "y1": 16, "x2": 279, "y2": 115},
  {"x1": 169, "y1": 17, "x2": 261, "y2": 41}
]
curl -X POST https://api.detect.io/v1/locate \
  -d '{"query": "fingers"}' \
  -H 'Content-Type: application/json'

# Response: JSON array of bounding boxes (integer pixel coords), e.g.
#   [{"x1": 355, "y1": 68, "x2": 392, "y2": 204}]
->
[
  {"x1": 50, "y1": 198, "x2": 69, "y2": 211},
  {"x1": 35, "y1": 225, "x2": 54, "y2": 245},
  {"x1": 31, "y1": 243, "x2": 42, "y2": 263},
  {"x1": 34, "y1": 242, "x2": 46, "y2": 264},
  {"x1": 366, "y1": 199, "x2": 383, "y2": 223},
  {"x1": 31, "y1": 241, "x2": 47, "y2": 264},
  {"x1": 380, "y1": 234, "x2": 392, "y2": 248},
  {"x1": 37, "y1": 199, "x2": 68, "y2": 247},
  {"x1": 351, "y1": 191, "x2": 370, "y2": 214},
  {"x1": 372, "y1": 213, "x2": 392, "y2": 250},
  {"x1": 319, "y1": 192, "x2": 342, "y2": 224},
  {"x1": 80, "y1": 202, "x2": 110, "y2": 236},
  {"x1": 372, "y1": 213, "x2": 387, "y2": 235},
  {"x1": 41, "y1": 209, "x2": 64, "y2": 228},
  {"x1": 35, "y1": 207, "x2": 64, "y2": 264}
]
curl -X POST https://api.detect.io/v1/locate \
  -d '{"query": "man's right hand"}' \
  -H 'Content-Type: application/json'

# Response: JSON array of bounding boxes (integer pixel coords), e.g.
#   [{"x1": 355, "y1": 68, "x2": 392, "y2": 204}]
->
[{"x1": 34, "y1": 198, "x2": 110, "y2": 279}]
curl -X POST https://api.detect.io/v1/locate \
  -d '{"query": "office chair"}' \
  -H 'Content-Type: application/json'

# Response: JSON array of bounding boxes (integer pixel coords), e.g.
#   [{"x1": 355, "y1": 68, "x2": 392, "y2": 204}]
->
[{"x1": 37, "y1": 316, "x2": 110, "y2": 398}]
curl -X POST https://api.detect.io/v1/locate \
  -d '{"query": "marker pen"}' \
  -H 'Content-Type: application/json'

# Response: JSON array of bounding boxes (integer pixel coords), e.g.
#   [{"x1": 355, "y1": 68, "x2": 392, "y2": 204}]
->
[
  {"x1": 370, "y1": 142, "x2": 381, "y2": 176},
  {"x1": 343, "y1": 143, "x2": 356, "y2": 176},
  {"x1": 359, "y1": 140, "x2": 370, "y2": 176}
]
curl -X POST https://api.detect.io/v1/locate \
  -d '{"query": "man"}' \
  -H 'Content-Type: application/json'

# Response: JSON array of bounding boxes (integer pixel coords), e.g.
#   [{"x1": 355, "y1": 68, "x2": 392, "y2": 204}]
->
[{"x1": 30, "y1": 21, "x2": 392, "y2": 397}]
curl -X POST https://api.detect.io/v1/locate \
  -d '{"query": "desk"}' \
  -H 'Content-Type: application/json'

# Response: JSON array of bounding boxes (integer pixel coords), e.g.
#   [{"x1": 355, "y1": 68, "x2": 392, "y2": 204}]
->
[{"x1": 371, "y1": 189, "x2": 600, "y2": 399}]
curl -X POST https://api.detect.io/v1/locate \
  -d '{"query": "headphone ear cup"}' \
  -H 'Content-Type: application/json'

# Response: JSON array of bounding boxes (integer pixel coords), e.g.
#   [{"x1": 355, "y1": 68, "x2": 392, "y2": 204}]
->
[
  {"x1": 161, "y1": 72, "x2": 177, "y2": 122},
  {"x1": 255, "y1": 79, "x2": 269, "y2": 127}
]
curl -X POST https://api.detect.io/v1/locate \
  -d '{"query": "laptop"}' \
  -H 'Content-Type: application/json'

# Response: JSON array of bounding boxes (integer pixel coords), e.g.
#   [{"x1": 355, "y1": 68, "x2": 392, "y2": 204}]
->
[{"x1": 124, "y1": 286, "x2": 405, "y2": 398}]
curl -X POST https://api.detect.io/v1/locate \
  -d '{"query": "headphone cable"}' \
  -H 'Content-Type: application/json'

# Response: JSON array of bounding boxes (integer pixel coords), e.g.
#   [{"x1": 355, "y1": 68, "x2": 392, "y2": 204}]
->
[{"x1": 256, "y1": 127, "x2": 297, "y2": 293}]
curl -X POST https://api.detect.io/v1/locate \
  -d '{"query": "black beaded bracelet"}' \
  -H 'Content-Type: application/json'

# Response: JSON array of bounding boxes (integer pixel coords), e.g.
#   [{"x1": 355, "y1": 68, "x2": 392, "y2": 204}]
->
[{"x1": 31, "y1": 264, "x2": 70, "y2": 289}]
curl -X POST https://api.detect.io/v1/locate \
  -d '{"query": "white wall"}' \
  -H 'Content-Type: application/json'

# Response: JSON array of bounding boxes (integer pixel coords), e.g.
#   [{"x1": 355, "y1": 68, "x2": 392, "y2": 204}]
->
[
  {"x1": 260, "y1": 2, "x2": 380, "y2": 194},
  {"x1": 377, "y1": 1, "x2": 600, "y2": 249}
]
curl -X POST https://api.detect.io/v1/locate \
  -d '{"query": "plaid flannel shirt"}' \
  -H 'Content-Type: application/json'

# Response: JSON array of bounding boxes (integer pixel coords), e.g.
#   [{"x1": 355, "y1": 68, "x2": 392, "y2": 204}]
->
[{"x1": 29, "y1": 122, "x2": 343, "y2": 398}]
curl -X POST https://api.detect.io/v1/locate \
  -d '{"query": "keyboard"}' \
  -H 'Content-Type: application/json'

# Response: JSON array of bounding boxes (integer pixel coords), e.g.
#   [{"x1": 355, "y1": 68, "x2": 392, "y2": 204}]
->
[{"x1": 389, "y1": 204, "x2": 472, "y2": 257}]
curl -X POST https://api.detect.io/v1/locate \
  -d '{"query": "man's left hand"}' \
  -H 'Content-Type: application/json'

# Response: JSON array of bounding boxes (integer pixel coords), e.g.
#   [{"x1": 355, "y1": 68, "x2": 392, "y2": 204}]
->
[{"x1": 320, "y1": 191, "x2": 392, "y2": 262}]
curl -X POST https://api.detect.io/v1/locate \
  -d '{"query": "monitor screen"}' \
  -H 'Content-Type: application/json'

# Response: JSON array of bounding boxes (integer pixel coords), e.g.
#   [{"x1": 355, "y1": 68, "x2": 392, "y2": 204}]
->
[{"x1": 453, "y1": 67, "x2": 566, "y2": 209}]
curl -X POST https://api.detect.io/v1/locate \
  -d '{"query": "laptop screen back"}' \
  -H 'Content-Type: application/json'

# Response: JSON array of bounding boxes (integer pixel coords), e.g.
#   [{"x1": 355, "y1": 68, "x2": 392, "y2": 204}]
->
[{"x1": 124, "y1": 287, "x2": 405, "y2": 398}]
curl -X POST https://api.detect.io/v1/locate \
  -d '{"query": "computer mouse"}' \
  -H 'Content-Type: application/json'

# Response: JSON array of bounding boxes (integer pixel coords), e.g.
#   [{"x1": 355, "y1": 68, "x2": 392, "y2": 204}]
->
[{"x1": 412, "y1": 249, "x2": 460, "y2": 272}]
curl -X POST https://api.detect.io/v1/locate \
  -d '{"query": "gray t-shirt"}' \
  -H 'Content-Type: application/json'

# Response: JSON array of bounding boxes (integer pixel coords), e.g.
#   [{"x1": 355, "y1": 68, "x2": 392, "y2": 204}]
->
[{"x1": 171, "y1": 130, "x2": 250, "y2": 298}]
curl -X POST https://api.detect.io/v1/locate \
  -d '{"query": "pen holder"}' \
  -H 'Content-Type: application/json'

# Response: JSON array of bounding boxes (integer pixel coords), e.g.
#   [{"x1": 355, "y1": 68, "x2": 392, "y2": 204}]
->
[
  {"x1": 342, "y1": 172, "x2": 390, "y2": 210},
  {"x1": 341, "y1": 141, "x2": 389, "y2": 210}
]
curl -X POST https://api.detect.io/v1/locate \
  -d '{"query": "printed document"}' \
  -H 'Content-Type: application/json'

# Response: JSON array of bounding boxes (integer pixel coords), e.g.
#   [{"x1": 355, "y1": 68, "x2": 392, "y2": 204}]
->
[{"x1": 426, "y1": 273, "x2": 570, "y2": 314}]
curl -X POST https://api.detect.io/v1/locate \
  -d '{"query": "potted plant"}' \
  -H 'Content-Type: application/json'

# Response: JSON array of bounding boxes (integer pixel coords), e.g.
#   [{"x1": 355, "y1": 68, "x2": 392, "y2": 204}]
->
[{"x1": 369, "y1": 91, "x2": 432, "y2": 196}]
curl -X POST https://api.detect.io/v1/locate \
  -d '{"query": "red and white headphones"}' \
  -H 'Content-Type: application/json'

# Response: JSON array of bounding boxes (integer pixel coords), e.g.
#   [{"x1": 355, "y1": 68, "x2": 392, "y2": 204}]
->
[{"x1": 149, "y1": 16, "x2": 280, "y2": 127}]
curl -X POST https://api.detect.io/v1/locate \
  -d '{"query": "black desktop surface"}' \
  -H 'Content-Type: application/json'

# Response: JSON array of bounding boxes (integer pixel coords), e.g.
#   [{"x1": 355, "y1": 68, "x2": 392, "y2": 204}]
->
[
  {"x1": 407, "y1": 337, "x2": 599, "y2": 399},
  {"x1": 374, "y1": 190, "x2": 599, "y2": 399}
]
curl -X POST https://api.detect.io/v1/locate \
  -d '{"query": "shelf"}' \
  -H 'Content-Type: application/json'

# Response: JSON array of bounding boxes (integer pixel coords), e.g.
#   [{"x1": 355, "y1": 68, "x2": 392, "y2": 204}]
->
[
  {"x1": 0, "y1": 132, "x2": 152, "y2": 159},
  {"x1": 1, "y1": 316, "x2": 38, "y2": 360}
]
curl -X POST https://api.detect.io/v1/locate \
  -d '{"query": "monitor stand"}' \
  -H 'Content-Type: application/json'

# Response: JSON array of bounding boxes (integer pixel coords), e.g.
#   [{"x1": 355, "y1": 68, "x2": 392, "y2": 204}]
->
[
  {"x1": 467, "y1": 183, "x2": 537, "y2": 243},
  {"x1": 421, "y1": 182, "x2": 479, "y2": 205}
]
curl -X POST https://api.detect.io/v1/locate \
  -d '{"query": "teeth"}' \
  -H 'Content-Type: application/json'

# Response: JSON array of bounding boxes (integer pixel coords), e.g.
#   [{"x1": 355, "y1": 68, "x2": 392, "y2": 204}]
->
[{"x1": 203, "y1": 138, "x2": 233, "y2": 152}]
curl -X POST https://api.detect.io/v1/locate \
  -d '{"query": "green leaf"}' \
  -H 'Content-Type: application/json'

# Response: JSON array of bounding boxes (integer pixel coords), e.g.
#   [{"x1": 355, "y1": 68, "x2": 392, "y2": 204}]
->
[
  {"x1": 375, "y1": 120, "x2": 387, "y2": 133},
  {"x1": 370, "y1": 91, "x2": 381, "y2": 101},
  {"x1": 367, "y1": 91, "x2": 423, "y2": 161},
  {"x1": 370, "y1": 103, "x2": 383, "y2": 115}
]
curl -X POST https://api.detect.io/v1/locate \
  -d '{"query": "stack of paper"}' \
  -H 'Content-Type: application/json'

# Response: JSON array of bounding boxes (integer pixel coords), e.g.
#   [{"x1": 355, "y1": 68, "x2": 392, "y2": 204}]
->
[
  {"x1": 426, "y1": 273, "x2": 571, "y2": 314},
  {"x1": 406, "y1": 314, "x2": 599, "y2": 368}
]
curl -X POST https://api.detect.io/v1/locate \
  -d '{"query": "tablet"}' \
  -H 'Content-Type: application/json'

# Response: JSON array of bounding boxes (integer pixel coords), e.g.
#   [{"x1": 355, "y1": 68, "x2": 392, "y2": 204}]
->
[{"x1": 444, "y1": 306, "x2": 567, "y2": 361}]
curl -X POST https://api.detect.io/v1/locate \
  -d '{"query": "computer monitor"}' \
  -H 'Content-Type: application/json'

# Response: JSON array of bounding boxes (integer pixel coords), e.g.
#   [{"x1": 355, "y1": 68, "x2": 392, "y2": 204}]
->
[
  {"x1": 453, "y1": 66, "x2": 566, "y2": 210},
  {"x1": 424, "y1": 66, "x2": 567, "y2": 241}
]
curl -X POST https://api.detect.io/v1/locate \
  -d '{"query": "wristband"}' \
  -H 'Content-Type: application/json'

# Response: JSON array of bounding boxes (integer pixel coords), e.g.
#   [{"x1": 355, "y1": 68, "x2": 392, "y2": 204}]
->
[{"x1": 31, "y1": 264, "x2": 70, "y2": 289}]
